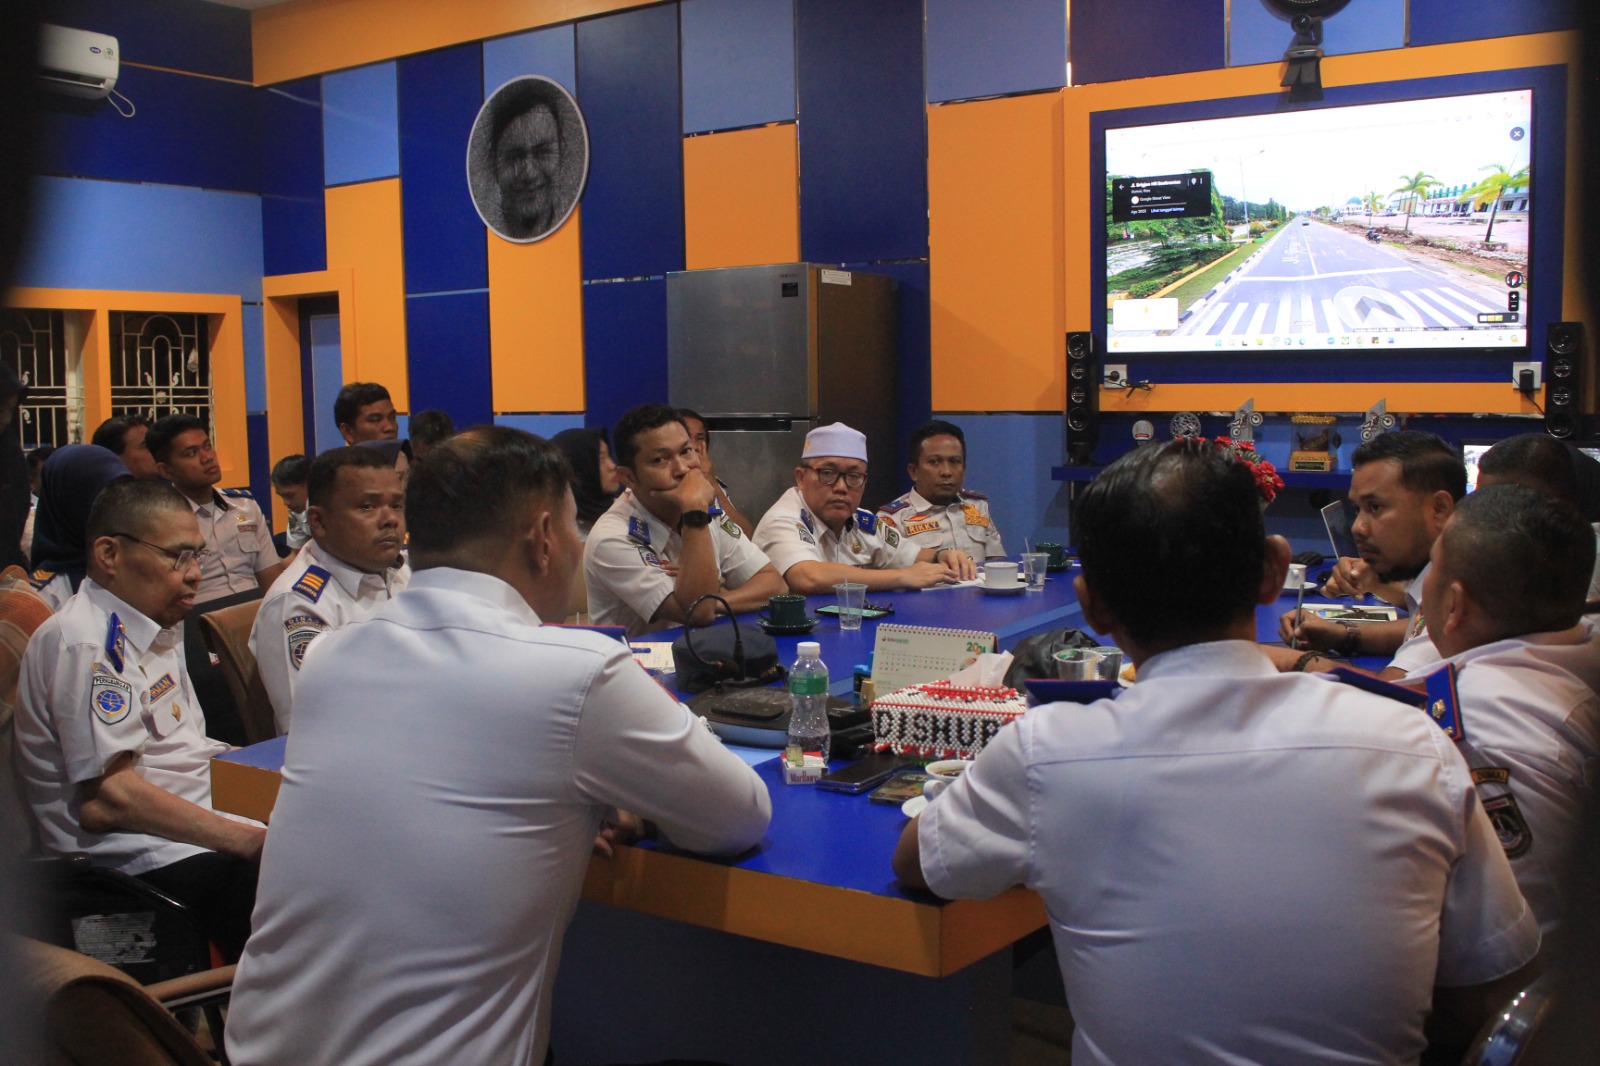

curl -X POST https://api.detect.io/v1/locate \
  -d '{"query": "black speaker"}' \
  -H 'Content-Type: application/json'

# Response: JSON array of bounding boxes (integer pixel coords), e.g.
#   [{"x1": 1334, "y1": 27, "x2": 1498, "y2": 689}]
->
[
  {"x1": 1545, "y1": 322, "x2": 1584, "y2": 439},
  {"x1": 1065, "y1": 331, "x2": 1099, "y2": 465}
]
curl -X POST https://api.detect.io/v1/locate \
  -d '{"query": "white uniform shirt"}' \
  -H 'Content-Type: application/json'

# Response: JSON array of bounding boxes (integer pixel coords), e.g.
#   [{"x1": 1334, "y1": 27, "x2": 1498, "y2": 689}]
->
[
  {"x1": 918, "y1": 640, "x2": 1538, "y2": 1066},
  {"x1": 877, "y1": 488, "x2": 1005, "y2": 559},
  {"x1": 1414, "y1": 623, "x2": 1600, "y2": 936},
  {"x1": 13, "y1": 579, "x2": 239, "y2": 876},
  {"x1": 249, "y1": 538, "x2": 410, "y2": 732},
  {"x1": 1390, "y1": 563, "x2": 1444, "y2": 674},
  {"x1": 189, "y1": 489, "x2": 277, "y2": 604},
  {"x1": 225, "y1": 567, "x2": 771, "y2": 1066},
  {"x1": 583, "y1": 490, "x2": 771, "y2": 637},
  {"x1": 754, "y1": 486, "x2": 921, "y2": 578}
]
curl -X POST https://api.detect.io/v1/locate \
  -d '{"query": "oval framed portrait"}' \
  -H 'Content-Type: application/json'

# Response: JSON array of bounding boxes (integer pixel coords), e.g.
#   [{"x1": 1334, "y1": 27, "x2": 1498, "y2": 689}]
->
[{"x1": 466, "y1": 76, "x2": 589, "y2": 244}]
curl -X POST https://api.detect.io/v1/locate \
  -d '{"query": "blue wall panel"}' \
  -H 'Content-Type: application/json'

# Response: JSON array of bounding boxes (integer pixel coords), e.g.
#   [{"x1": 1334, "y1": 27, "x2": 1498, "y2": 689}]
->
[
  {"x1": 398, "y1": 45, "x2": 489, "y2": 295},
  {"x1": 405, "y1": 292, "x2": 494, "y2": 430},
  {"x1": 308, "y1": 311, "x2": 346, "y2": 454},
  {"x1": 1410, "y1": 0, "x2": 1578, "y2": 47},
  {"x1": 38, "y1": 66, "x2": 259, "y2": 193},
  {"x1": 681, "y1": 0, "x2": 796, "y2": 133},
  {"x1": 260, "y1": 76, "x2": 326, "y2": 278},
  {"x1": 577, "y1": 5, "x2": 685, "y2": 281},
  {"x1": 936, "y1": 413, "x2": 1071, "y2": 551},
  {"x1": 54, "y1": 0, "x2": 253, "y2": 82},
  {"x1": 323, "y1": 63, "x2": 400, "y2": 186},
  {"x1": 796, "y1": 0, "x2": 927, "y2": 264},
  {"x1": 926, "y1": 0, "x2": 1066, "y2": 103},
  {"x1": 246, "y1": 413, "x2": 274, "y2": 531},
  {"x1": 243, "y1": 304, "x2": 266, "y2": 412},
  {"x1": 484, "y1": 25, "x2": 577, "y2": 95},
  {"x1": 1230, "y1": 0, "x2": 1404, "y2": 67},
  {"x1": 17, "y1": 177, "x2": 263, "y2": 298},
  {"x1": 1072, "y1": 0, "x2": 1225, "y2": 85},
  {"x1": 581, "y1": 279, "x2": 668, "y2": 433},
  {"x1": 495, "y1": 413, "x2": 587, "y2": 438}
]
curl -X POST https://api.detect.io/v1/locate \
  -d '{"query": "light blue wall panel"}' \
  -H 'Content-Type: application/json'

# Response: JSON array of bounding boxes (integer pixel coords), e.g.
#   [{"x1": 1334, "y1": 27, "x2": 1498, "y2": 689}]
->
[
  {"x1": 681, "y1": 0, "x2": 796, "y2": 133},
  {"x1": 1230, "y1": 0, "x2": 1404, "y2": 67},
  {"x1": 322, "y1": 62, "x2": 401, "y2": 185},
  {"x1": 309, "y1": 313, "x2": 345, "y2": 454},
  {"x1": 926, "y1": 0, "x2": 1066, "y2": 103},
  {"x1": 484, "y1": 24, "x2": 578, "y2": 95},
  {"x1": 16, "y1": 178, "x2": 264, "y2": 299},
  {"x1": 243, "y1": 304, "x2": 266, "y2": 412},
  {"x1": 494, "y1": 413, "x2": 587, "y2": 438},
  {"x1": 933, "y1": 412, "x2": 1071, "y2": 551}
]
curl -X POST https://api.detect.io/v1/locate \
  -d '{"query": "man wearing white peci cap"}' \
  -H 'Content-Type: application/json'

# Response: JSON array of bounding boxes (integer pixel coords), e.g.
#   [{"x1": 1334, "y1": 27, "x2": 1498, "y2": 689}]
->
[{"x1": 753, "y1": 422, "x2": 969, "y2": 594}]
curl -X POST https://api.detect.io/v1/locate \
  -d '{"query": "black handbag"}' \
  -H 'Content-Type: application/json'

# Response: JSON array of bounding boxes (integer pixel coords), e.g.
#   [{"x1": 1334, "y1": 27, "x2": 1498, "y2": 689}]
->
[
  {"x1": 671, "y1": 595, "x2": 786, "y2": 694},
  {"x1": 1003, "y1": 627, "x2": 1103, "y2": 689}
]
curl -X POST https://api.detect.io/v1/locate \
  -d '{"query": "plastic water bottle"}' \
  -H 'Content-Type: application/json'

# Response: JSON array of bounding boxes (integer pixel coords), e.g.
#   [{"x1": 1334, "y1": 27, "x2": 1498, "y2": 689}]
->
[{"x1": 787, "y1": 641, "x2": 831, "y2": 765}]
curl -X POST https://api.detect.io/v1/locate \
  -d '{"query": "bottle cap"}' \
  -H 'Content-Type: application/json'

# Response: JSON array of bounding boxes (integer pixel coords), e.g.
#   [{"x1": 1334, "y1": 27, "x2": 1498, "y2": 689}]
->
[{"x1": 798, "y1": 641, "x2": 821, "y2": 657}]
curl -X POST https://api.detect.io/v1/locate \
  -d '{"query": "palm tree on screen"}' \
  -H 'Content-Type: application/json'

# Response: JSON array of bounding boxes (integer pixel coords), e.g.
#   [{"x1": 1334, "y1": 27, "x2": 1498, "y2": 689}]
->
[
  {"x1": 1392, "y1": 171, "x2": 1438, "y2": 233},
  {"x1": 1458, "y1": 163, "x2": 1531, "y2": 245},
  {"x1": 1362, "y1": 191, "x2": 1384, "y2": 228}
]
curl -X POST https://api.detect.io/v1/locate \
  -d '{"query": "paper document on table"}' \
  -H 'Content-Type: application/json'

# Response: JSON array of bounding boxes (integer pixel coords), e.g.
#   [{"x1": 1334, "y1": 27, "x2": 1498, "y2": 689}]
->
[
  {"x1": 924, "y1": 578, "x2": 983, "y2": 590},
  {"x1": 630, "y1": 642, "x2": 676, "y2": 671}
]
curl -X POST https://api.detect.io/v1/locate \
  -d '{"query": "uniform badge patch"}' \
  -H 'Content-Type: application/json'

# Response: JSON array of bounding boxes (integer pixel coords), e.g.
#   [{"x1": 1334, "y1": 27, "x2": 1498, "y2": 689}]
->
[
  {"x1": 799, "y1": 510, "x2": 815, "y2": 535},
  {"x1": 291, "y1": 566, "x2": 331, "y2": 603},
  {"x1": 284, "y1": 612, "x2": 330, "y2": 670},
  {"x1": 89, "y1": 674, "x2": 134, "y2": 725},
  {"x1": 635, "y1": 546, "x2": 668, "y2": 570},
  {"x1": 796, "y1": 522, "x2": 816, "y2": 546},
  {"x1": 850, "y1": 535, "x2": 863, "y2": 553},
  {"x1": 720, "y1": 516, "x2": 742, "y2": 538},
  {"x1": 1480, "y1": 789, "x2": 1533, "y2": 858},
  {"x1": 148, "y1": 673, "x2": 177, "y2": 702},
  {"x1": 905, "y1": 518, "x2": 941, "y2": 537},
  {"x1": 962, "y1": 504, "x2": 991, "y2": 529},
  {"x1": 884, "y1": 526, "x2": 901, "y2": 548}
]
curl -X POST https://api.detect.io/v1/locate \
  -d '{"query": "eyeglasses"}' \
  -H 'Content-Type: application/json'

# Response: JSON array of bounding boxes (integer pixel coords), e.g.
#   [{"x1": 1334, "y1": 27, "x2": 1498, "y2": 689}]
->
[
  {"x1": 807, "y1": 466, "x2": 866, "y2": 489},
  {"x1": 111, "y1": 533, "x2": 208, "y2": 572}
]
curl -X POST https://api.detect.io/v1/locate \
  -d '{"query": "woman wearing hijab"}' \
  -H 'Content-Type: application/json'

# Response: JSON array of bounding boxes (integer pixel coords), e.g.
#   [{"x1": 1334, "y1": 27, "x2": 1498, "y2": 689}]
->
[
  {"x1": 26, "y1": 443, "x2": 134, "y2": 610},
  {"x1": 0, "y1": 363, "x2": 32, "y2": 572},
  {"x1": 551, "y1": 427, "x2": 621, "y2": 540}
]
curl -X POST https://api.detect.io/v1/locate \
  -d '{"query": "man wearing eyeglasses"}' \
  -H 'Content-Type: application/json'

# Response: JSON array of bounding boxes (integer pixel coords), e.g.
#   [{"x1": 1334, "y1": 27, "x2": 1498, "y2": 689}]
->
[
  {"x1": 754, "y1": 423, "x2": 968, "y2": 594},
  {"x1": 250, "y1": 447, "x2": 410, "y2": 732},
  {"x1": 13, "y1": 479, "x2": 266, "y2": 961},
  {"x1": 147, "y1": 413, "x2": 287, "y2": 604}
]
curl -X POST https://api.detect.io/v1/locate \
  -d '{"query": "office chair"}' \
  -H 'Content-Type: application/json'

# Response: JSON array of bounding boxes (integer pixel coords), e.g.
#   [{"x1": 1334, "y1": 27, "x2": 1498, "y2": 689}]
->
[
  {"x1": 198, "y1": 598, "x2": 276, "y2": 745},
  {"x1": 1460, "y1": 971, "x2": 1558, "y2": 1066}
]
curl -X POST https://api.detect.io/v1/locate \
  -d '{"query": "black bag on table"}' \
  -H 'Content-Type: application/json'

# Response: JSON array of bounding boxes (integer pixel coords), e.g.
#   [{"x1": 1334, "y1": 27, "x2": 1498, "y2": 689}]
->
[
  {"x1": 1003, "y1": 627, "x2": 1103, "y2": 690},
  {"x1": 671, "y1": 595, "x2": 786, "y2": 695}
]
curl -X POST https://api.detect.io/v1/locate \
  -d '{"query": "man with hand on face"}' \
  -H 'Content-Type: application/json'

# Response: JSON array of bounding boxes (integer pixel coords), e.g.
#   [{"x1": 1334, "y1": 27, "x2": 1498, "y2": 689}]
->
[
  {"x1": 754, "y1": 423, "x2": 969, "y2": 594},
  {"x1": 585, "y1": 404, "x2": 785, "y2": 637},
  {"x1": 877, "y1": 420, "x2": 1002, "y2": 571},
  {"x1": 1270, "y1": 431, "x2": 1463, "y2": 678},
  {"x1": 250, "y1": 447, "x2": 410, "y2": 732},
  {"x1": 13, "y1": 479, "x2": 266, "y2": 960},
  {"x1": 146, "y1": 414, "x2": 286, "y2": 604},
  {"x1": 1413, "y1": 484, "x2": 1600, "y2": 938},
  {"x1": 334, "y1": 382, "x2": 399, "y2": 446}
]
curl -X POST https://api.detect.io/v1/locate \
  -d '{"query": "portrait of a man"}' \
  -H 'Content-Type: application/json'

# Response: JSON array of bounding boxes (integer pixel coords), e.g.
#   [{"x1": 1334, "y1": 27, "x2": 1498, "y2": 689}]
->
[{"x1": 467, "y1": 76, "x2": 589, "y2": 244}]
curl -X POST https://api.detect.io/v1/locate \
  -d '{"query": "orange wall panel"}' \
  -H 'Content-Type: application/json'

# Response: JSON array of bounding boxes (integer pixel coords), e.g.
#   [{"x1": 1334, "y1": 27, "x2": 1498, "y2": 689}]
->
[
  {"x1": 488, "y1": 209, "x2": 586, "y2": 412},
  {"x1": 253, "y1": 0, "x2": 642, "y2": 85},
  {"x1": 683, "y1": 125, "x2": 800, "y2": 270},
  {"x1": 928, "y1": 93, "x2": 1064, "y2": 412},
  {"x1": 324, "y1": 180, "x2": 410, "y2": 411}
]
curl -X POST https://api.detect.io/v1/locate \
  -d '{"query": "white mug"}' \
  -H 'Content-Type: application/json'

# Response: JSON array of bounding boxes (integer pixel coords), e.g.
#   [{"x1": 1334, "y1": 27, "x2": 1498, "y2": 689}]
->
[{"x1": 985, "y1": 562, "x2": 1020, "y2": 588}]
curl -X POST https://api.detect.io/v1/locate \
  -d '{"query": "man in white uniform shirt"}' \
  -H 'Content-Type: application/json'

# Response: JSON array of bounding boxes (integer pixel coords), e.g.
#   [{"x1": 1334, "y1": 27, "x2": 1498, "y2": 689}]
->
[
  {"x1": 877, "y1": 420, "x2": 1005, "y2": 561},
  {"x1": 226, "y1": 427, "x2": 771, "y2": 1066},
  {"x1": 1272, "y1": 430, "x2": 1464, "y2": 677},
  {"x1": 146, "y1": 413, "x2": 285, "y2": 604},
  {"x1": 585, "y1": 404, "x2": 783, "y2": 636},
  {"x1": 754, "y1": 422, "x2": 971, "y2": 593},
  {"x1": 13, "y1": 479, "x2": 265, "y2": 959},
  {"x1": 895, "y1": 439, "x2": 1538, "y2": 1066},
  {"x1": 250, "y1": 447, "x2": 409, "y2": 731},
  {"x1": 1414, "y1": 484, "x2": 1600, "y2": 938}
]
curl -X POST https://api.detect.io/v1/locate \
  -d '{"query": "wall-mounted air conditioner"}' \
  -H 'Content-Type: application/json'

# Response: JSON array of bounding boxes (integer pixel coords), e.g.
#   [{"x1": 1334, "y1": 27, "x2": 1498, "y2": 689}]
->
[{"x1": 37, "y1": 24, "x2": 119, "y2": 101}]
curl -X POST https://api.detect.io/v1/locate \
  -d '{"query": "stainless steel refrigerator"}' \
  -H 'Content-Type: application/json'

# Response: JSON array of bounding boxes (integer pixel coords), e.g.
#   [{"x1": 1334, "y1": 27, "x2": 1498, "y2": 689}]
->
[{"x1": 667, "y1": 263, "x2": 899, "y2": 522}]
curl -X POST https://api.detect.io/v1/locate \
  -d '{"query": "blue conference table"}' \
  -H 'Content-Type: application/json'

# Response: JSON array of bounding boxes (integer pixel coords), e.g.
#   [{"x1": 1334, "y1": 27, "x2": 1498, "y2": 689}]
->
[{"x1": 210, "y1": 568, "x2": 1381, "y2": 1065}]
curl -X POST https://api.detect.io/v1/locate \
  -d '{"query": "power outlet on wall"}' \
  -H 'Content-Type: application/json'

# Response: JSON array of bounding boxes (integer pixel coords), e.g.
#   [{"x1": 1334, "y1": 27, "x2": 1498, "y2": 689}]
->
[
  {"x1": 1103, "y1": 364, "x2": 1128, "y2": 387},
  {"x1": 1512, "y1": 361, "x2": 1542, "y2": 393}
]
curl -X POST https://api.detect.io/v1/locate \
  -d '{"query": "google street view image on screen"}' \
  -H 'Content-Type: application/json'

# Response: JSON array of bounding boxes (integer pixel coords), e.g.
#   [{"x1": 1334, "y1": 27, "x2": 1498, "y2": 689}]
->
[{"x1": 1105, "y1": 90, "x2": 1532, "y2": 355}]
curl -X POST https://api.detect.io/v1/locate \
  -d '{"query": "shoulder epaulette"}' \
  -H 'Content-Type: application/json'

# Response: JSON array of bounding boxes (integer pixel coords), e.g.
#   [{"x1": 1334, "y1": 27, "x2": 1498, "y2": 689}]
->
[
  {"x1": 627, "y1": 515, "x2": 652, "y2": 547},
  {"x1": 104, "y1": 613, "x2": 126, "y2": 673},
  {"x1": 854, "y1": 509, "x2": 878, "y2": 535},
  {"x1": 958, "y1": 489, "x2": 989, "y2": 501},
  {"x1": 291, "y1": 565, "x2": 332, "y2": 603},
  {"x1": 1326, "y1": 663, "x2": 1462, "y2": 741},
  {"x1": 879, "y1": 499, "x2": 911, "y2": 515},
  {"x1": 25, "y1": 568, "x2": 55, "y2": 591},
  {"x1": 220, "y1": 487, "x2": 254, "y2": 499}
]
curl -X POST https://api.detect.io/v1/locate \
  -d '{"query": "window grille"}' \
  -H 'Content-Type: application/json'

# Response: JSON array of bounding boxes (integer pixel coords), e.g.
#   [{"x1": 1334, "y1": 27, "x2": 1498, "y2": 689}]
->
[
  {"x1": 108, "y1": 311, "x2": 212, "y2": 434},
  {"x1": 0, "y1": 307, "x2": 80, "y2": 450}
]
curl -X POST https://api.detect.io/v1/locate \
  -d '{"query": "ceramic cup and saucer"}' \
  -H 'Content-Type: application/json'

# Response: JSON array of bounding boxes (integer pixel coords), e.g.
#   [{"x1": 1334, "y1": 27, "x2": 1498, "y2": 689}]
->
[
  {"x1": 980, "y1": 561, "x2": 1027, "y2": 596},
  {"x1": 758, "y1": 594, "x2": 819, "y2": 635}
]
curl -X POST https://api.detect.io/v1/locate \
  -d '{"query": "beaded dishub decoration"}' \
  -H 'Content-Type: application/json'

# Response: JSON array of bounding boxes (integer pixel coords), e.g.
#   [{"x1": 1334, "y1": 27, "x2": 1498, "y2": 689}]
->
[{"x1": 870, "y1": 682, "x2": 1028, "y2": 759}]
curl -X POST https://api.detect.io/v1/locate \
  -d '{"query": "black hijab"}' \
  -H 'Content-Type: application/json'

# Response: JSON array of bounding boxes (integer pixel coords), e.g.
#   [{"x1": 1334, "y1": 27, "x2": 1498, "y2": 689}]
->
[
  {"x1": 552, "y1": 427, "x2": 618, "y2": 526},
  {"x1": 0, "y1": 363, "x2": 30, "y2": 572},
  {"x1": 29, "y1": 444, "x2": 133, "y2": 590}
]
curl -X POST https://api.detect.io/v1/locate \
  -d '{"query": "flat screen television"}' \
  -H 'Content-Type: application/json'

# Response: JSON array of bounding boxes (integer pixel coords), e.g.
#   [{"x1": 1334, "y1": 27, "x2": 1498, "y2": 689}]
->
[{"x1": 1092, "y1": 72, "x2": 1559, "y2": 376}]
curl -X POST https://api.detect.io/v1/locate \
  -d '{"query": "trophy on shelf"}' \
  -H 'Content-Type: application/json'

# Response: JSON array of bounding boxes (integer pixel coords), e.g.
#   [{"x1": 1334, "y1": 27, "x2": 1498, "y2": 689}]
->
[
  {"x1": 1229, "y1": 399, "x2": 1264, "y2": 447},
  {"x1": 1360, "y1": 399, "x2": 1398, "y2": 442},
  {"x1": 1289, "y1": 414, "x2": 1341, "y2": 472}
]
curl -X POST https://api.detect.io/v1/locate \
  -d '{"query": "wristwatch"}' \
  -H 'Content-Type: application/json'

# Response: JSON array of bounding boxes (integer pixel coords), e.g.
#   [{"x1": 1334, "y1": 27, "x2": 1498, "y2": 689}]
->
[
  {"x1": 1334, "y1": 621, "x2": 1362, "y2": 657},
  {"x1": 680, "y1": 509, "x2": 714, "y2": 530}
]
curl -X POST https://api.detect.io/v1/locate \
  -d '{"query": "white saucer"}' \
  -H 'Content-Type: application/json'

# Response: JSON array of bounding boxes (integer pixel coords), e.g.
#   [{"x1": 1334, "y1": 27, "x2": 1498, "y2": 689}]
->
[
  {"x1": 901, "y1": 795, "x2": 929, "y2": 818},
  {"x1": 1282, "y1": 580, "x2": 1318, "y2": 593},
  {"x1": 981, "y1": 581, "x2": 1028, "y2": 596}
]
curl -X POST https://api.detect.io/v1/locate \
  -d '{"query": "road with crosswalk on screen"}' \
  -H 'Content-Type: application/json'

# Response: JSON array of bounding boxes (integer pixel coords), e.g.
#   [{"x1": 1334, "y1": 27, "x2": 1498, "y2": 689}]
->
[{"x1": 1172, "y1": 218, "x2": 1513, "y2": 339}]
